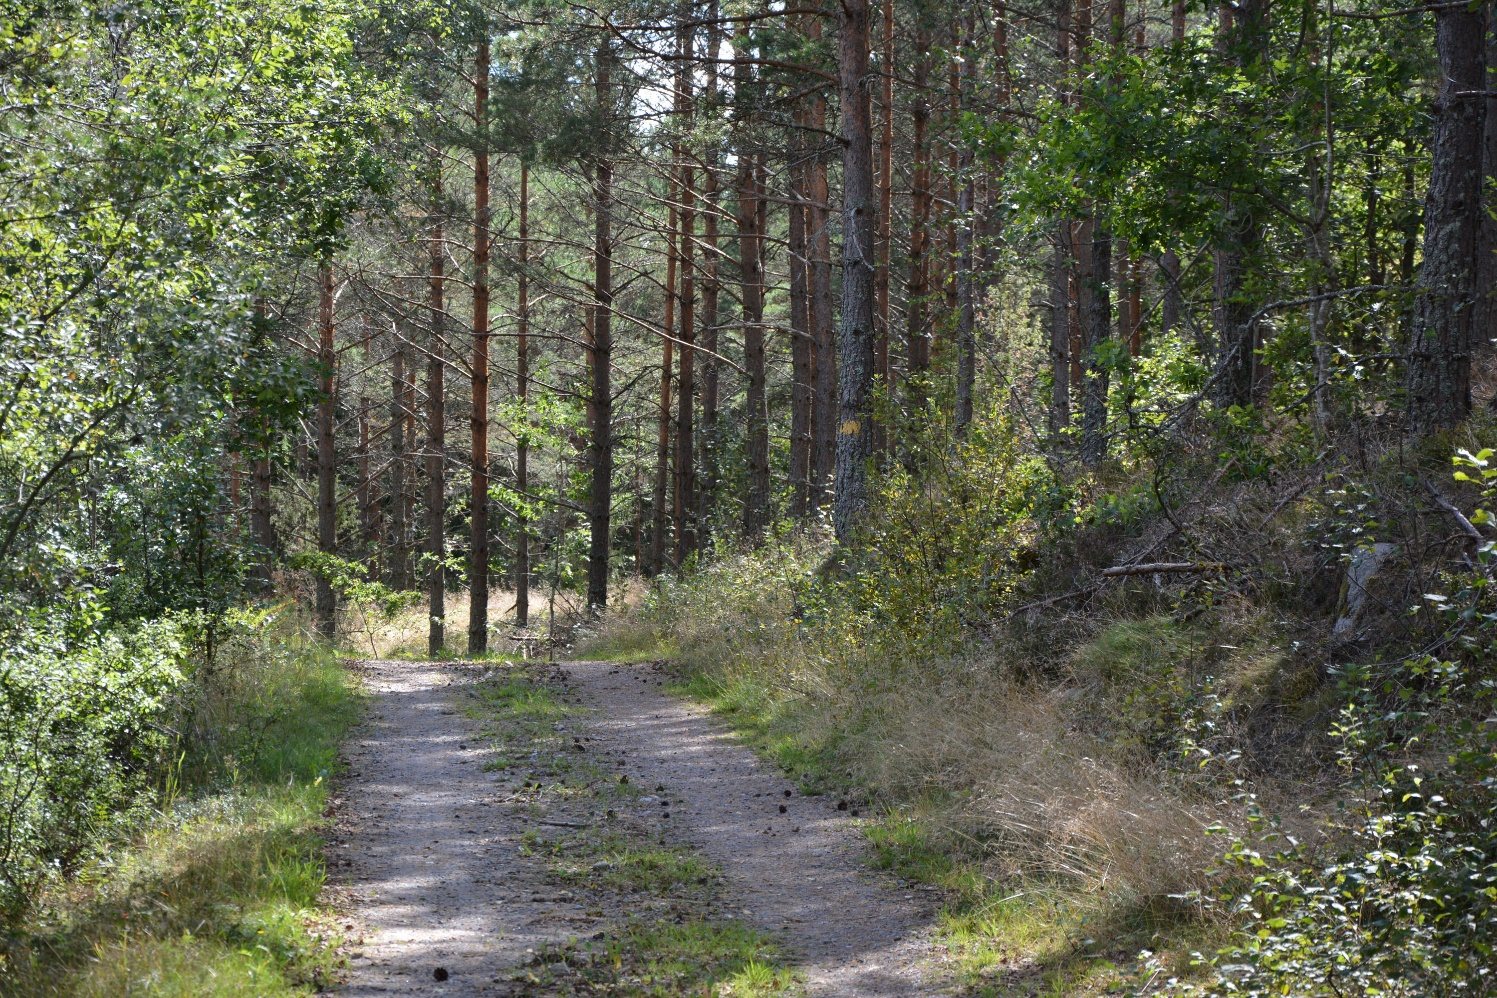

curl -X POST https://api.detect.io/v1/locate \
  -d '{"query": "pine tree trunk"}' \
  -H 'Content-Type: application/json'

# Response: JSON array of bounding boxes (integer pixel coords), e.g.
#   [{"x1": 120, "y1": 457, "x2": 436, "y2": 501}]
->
[
  {"x1": 652, "y1": 201, "x2": 678, "y2": 572},
  {"x1": 1050, "y1": 221, "x2": 1072, "y2": 434},
  {"x1": 808, "y1": 47, "x2": 836, "y2": 509},
  {"x1": 834, "y1": 0, "x2": 876, "y2": 542},
  {"x1": 588, "y1": 44, "x2": 615, "y2": 612},
  {"x1": 905, "y1": 23, "x2": 931, "y2": 412},
  {"x1": 1081, "y1": 228, "x2": 1111, "y2": 468},
  {"x1": 1407, "y1": 5, "x2": 1486, "y2": 432},
  {"x1": 874, "y1": 0, "x2": 894, "y2": 452},
  {"x1": 699, "y1": 9, "x2": 721, "y2": 543},
  {"x1": 316, "y1": 260, "x2": 338, "y2": 639},
  {"x1": 390, "y1": 337, "x2": 409, "y2": 589},
  {"x1": 676, "y1": 127, "x2": 697, "y2": 560},
  {"x1": 469, "y1": 37, "x2": 491, "y2": 653},
  {"x1": 515, "y1": 162, "x2": 529, "y2": 627},
  {"x1": 953, "y1": 16, "x2": 975, "y2": 435},
  {"x1": 789, "y1": 119, "x2": 812, "y2": 521},
  {"x1": 427, "y1": 153, "x2": 446, "y2": 656}
]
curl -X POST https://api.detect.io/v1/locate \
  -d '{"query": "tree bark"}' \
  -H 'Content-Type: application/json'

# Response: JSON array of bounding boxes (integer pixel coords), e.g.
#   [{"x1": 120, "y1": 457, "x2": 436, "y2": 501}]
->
[
  {"x1": 427, "y1": 153, "x2": 447, "y2": 656},
  {"x1": 652, "y1": 200, "x2": 678, "y2": 573},
  {"x1": 316, "y1": 260, "x2": 337, "y2": 640},
  {"x1": 1407, "y1": 5, "x2": 1486, "y2": 433},
  {"x1": 1081, "y1": 227, "x2": 1111, "y2": 468},
  {"x1": 808, "y1": 34, "x2": 836, "y2": 509},
  {"x1": 1050, "y1": 221, "x2": 1072, "y2": 434},
  {"x1": 1474, "y1": 3, "x2": 1497, "y2": 365},
  {"x1": 953, "y1": 15, "x2": 976, "y2": 435},
  {"x1": 737, "y1": 20, "x2": 770, "y2": 540},
  {"x1": 469, "y1": 36, "x2": 491, "y2": 654},
  {"x1": 905, "y1": 22, "x2": 931, "y2": 412},
  {"x1": 1210, "y1": 0, "x2": 1268, "y2": 410},
  {"x1": 789, "y1": 113, "x2": 813, "y2": 521},
  {"x1": 675, "y1": 98, "x2": 697, "y2": 560},
  {"x1": 874, "y1": 0, "x2": 894, "y2": 452},
  {"x1": 699, "y1": 6, "x2": 722, "y2": 542},
  {"x1": 834, "y1": 0, "x2": 876, "y2": 542},
  {"x1": 515, "y1": 161, "x2": 530, "y2": 626},
  {"x1": 390, "y1": 332, "x2": 409, "y2": 589},
  {"x1": 588, "y1": 44, "x2": 615, "y2": 611}
]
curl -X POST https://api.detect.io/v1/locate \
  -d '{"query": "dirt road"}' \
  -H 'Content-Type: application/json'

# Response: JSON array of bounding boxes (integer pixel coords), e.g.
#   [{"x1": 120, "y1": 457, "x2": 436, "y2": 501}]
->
[{"x1": 325, "y1": 659, "x2": 943, "y2": 996}]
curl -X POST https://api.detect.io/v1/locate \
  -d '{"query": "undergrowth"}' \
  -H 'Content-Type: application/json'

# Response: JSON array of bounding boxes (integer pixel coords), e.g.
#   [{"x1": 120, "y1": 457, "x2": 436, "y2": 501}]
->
[
  {"x1": 581, "y1": 418, "x2": 1497, "y2": 996},
  {"x1": 0, "y1": 607, "x2": 359, "y2": 997}
]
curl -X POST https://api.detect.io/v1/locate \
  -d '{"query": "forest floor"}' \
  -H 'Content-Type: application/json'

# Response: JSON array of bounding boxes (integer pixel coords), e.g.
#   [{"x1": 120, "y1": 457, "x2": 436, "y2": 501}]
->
[{"x1": 322, "y1": 658, "x2": 946, "y2": 997}]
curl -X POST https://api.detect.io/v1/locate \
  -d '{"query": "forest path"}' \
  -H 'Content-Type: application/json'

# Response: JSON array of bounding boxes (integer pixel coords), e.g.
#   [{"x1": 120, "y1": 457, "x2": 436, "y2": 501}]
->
[{"x1": 323, "y1": 658, "x2": 944, "y2": 997}]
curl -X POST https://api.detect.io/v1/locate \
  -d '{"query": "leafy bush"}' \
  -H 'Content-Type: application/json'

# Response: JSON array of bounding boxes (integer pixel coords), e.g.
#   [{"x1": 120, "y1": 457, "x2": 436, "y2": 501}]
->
[{"x1": 0, "y1": 610, "x2": 188, "y2": 919}]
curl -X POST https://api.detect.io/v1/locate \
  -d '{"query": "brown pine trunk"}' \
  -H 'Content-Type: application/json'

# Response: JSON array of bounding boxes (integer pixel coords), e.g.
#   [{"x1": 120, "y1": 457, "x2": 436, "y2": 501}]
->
[
  {"x1": 1050, "y1": 221, "x2": 1072, "y2": 434},
  {"x1": 789, "y1": 111, "x2": 812, "y2": 521},
  {"x1": 1407, "y1": 5, "x2": 1486, "y2": 432},
  {"x1": 1081, "y1": 227, "x2": 1111, "y2": 468},
  {"x1": 953, "y1": 15, "x2": 975, "y2": 435},
  {"x1": 906, "y1": 23, "x2": 932, "y2": 411},
  {"x1": 515, "y1": 162, "x2": 530, "y2": 627},
  {"x1": 469, "y1": 36, "x2": 491, "y2": 654},
  {"x1": 358, "y1": 330, "x2": 374, "y2": 574},
  {"x1": 316, "y1": 260, "x2": 338, "y2": 639},
  {"x1": 808, "y1": 18, "x2": 836, "y2": 510},
  {"x1": 588, "y1": 45, "x2": 615, "y2": 611},
  {"x1": 699, "y1": 8, "x2": 722, "y2": 541},
  {"x1": 1475, "y1": 4, "x2": 1497, "y2": 363},
  {"x1": 652, "y1": 200, "x2": 678, "y2": 573},
  {"x1": 676, "y1": 143, "x2": 697, "y2": 560},
  {"x1": 1210, "y1": 0, "x2": 1268, "y2": 410},
  {"x1": 737, "y1": 19, "x2": 769, "y2": 540},
  {"x1": 874, "y1": 0, "x2": 894, "y2": 451},
  {"x1": 674, "y1": 18, "x2": 697, "y2": 560},
  {"x1": 834, "y1": 0, "x2": 876, "y2": 542},
  {"x1": 390, "y1": 336, "x2": 409, "y2": 589},
  {"x1": 427, "y1": 153, "x2": 447, "y2": 656}
]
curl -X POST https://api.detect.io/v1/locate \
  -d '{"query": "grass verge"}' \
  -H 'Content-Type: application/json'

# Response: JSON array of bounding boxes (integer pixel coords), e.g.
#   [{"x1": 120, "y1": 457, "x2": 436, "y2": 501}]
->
[
  {"x1": 462, "y1": 663, "x2": 799, "y2": 997},
  {"x1": 0, "y1": 632, "x2": 359, "y2": 997}
]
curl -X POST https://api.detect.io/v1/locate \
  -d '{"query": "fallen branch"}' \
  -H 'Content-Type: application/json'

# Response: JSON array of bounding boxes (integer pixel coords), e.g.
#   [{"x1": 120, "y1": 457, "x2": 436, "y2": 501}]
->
[
  {"x1": 1421, "y1": 477, "x2": 1483, "y2": 542},
  {"x1": 1101, "y1": 562, "x2": 1227, "y2": 578}
]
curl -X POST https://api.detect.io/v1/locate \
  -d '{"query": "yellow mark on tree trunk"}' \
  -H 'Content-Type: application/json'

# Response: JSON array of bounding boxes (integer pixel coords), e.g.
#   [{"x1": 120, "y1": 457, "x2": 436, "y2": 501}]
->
[{"x1": 840, "y1": 420, "x2": 860, "y2": 435}]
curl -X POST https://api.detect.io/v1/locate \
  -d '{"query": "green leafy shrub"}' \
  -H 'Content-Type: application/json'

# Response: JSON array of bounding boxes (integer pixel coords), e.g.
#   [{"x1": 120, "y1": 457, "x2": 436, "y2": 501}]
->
[{"x1": 0, "y1": 611, "x2": 187, "y2": 919}]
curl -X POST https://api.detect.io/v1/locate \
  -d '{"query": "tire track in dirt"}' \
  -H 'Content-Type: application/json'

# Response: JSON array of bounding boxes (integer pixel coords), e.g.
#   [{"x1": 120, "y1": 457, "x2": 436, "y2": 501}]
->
[
  {"x1": 561, "y1": 659, "x2": 941, "y2": 997},
  {"x1": 324, "y1": 659, "x2": 944, "y2": 996}
]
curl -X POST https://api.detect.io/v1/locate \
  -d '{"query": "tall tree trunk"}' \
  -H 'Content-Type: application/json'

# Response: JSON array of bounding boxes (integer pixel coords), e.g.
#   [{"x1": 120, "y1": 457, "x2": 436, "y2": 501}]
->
[
  {"x1": 789, "y1": 113, "x2": 813, "y2": 521},
  {"x1": 390, "y1": 333, "x2": 409, "y2": 589},
  {"x1": 834, "y1": 0, "x2": 876, "y2": 542},
  {"x1": 1210, "y1": 0, "x2": 1267, "y2": 410},
  {"x1": 427, "y1": 154, "x2": 447, "y2": 656},
  {"x1": 905, "y1": 23, "x2": 932, "y2": 413},
  {"x1": 358, "y1": 330, "x2": 374, "y2": 574},
  {"x1": 874, "y1": 0, "x2": 894, "y2": 452},
  {"x1": 1050, "y1": 221, "x2": 1072, "y2": 434},
  {"x1": 1407, "y1": 4, "x2": 1486, "y2": 432},
  {"x1": 676, "y1": 111, "x2": 697, "y2": 560},
  {"x1": 316, "y1": 260, "x2": 338, "y2": 640},
  {"x1": 469, "y1": 36, "x2": 491, "y2": 653},
  {"x1": 953, "y1": 15, "x2": 976, "y2": 435},
  {"x1": 1161, "y1": 0, "x2": 1185, "y2": 343},
  {"x1": 737, "y1": 20, "x2": 770, "y2": 540},
  {"x1": 652, "y1": 200, "x2": 678, "y2": 573},
  {"x1": 1081, "y1": 228, "x2": 1111, "y2": 468},
  {"x1": 699, "y1": 7, "x2": 722, "y2": 544},
  {"x1": 1475, "y1": 4, "x2": 1497, "y2": 366},
  {"x1": 515, "y1": 162, "x2": 529, "y2": 627},
  {"x1": 808, "y1": 36, "x2": 836, "y2": 509},
  {"x1": 588, "y1": 44, "x2": 615, "y2": 611}
]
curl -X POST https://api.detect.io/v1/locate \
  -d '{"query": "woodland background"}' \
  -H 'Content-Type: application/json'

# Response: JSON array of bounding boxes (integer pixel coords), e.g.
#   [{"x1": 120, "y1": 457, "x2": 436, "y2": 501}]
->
[{"x1": 2, "y1": 0, "x2": 1497, "y2": 992}]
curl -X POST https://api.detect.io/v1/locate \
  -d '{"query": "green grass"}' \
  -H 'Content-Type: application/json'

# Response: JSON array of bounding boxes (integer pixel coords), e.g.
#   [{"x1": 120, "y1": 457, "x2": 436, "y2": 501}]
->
[
  {"x1": 1, "y1": 644, "x2": 360, "y2": 997},
  {"x1": 600, "y1": 655, "x2": 1220, "y2": 996},
  {"x1": 466, "y1": 663, "x2": 800, "y2": 997}
]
